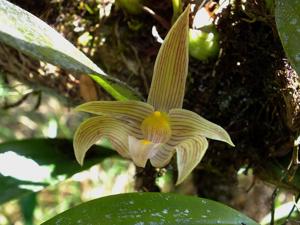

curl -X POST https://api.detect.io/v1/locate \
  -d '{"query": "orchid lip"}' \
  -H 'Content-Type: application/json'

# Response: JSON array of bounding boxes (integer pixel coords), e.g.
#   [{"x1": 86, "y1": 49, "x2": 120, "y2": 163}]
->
[{"x1": 128, "y1": 136, "x2": 160, "y2": 168}]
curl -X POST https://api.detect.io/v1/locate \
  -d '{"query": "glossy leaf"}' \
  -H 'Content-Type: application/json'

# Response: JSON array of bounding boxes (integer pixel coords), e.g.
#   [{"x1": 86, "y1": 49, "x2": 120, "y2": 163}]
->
[
  {"x1": 42, "y1": 192, "x2": 259, "y2": 225},
  {"x1": 0, "y1": 138, "x2": 116, "y2": 204},
  {"x1": 0, "y1": 0, "x2": 140, "y2": 100},
  {"x1": 275, "y1": 0, "x2": 300, "y2": 75}
]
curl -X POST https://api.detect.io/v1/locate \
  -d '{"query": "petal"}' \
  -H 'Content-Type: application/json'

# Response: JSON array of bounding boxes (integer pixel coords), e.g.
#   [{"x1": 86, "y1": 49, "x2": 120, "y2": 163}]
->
[
  {"x1": 128, "y1": 136, "x2": 160, "y2": 168},
  {"x1": 149, "y1": 129, "x2": 187, "y2": 168},
  {"x1": 150, "y1": 144, "x2": 175, "y2": 167},
  {"x1": 169, "y1": 108, "x2": 235, "y2": 146},
  {"x1": 176, "y1": 136, "x2": 208, "y2": 185},
  {"x1": 150, "y1": 128, "x2": 191, "y2": 167},
  {"x1": 75, "y1": 100, "x2": 154, "y2": 122},
  {"x1": 147, "y1": 5, "x2": 190, "y2": 112},
  {"x1": 73, "y1": 116, "x2": 141, "y2": 165}
]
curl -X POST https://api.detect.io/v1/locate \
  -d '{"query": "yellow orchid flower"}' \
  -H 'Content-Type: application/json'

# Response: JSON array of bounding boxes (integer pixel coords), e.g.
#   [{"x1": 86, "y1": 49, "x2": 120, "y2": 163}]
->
[{"x1": 73, "y1": 5, "x2": 234, "y2": 185}]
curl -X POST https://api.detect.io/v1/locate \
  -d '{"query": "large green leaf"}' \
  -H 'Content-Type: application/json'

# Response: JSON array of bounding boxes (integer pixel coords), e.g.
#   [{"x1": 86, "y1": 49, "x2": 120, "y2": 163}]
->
[
  {"x1": 42, "y1": 192, "x2": 259, "y2": 225},
  {"x1": 0, "y1": 138, "x2": 116, "y2": 204},
  {"x1": 275, "y1": 0, "x2": 300, "y2": 75},
  {"x1": 0, "y1": 0, "x2": 140, "y2": 100}
]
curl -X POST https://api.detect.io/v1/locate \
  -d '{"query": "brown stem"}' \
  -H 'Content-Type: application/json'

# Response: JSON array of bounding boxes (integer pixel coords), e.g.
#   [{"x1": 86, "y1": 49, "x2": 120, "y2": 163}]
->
[
  {"x1": 270, "y1": 187, "x2": 279, "y2": 225},
  {"x1": 2, "y1": 90, "x2": 38, "y2": 109},
  {"x1": 134, "y1": 163, "x2": 160, "y2": 192},
  {"x1": 142, "y1": 6, "x2": 170, "y2": 30}
]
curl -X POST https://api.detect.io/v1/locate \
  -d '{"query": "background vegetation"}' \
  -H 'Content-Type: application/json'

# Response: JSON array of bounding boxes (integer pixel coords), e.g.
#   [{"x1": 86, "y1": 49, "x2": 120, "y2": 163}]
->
[{"x1": 0, "y1": 0, "x2": 300, "y2": 224}]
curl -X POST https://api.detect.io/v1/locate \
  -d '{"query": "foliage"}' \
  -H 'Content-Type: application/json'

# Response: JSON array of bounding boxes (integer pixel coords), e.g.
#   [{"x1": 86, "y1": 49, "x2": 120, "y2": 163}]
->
[
  {"x1": 275, "y1": 0, "x2": 300, "y2": 75},
  {"x1": 42, "y1": 193, "x2": 259, "y2": 225},
  {"x1": 0, "y1": 0, "x2": 300, "y2": 224},
  {"x1": 0, "y1": 0, "x2": 140, "y2": 101},
  {"x1": 0, "y1": 138, "x2": 115, "y2": 204}
]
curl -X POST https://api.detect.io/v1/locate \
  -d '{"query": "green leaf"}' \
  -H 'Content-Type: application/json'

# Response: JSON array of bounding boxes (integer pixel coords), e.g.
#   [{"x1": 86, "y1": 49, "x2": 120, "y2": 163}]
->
[
  {"x1": 42, "y1": 192, "x2": 259, "y2": 225},
  {"x1": 19, "y1": 192, "x2": 37, "y2": 225},
  {"x1": 0, "y1": 138, "x2": 116, "y2": 204},
  {"x1": 171, "y1": 0, "x2": 182, "y2": 24},
  {"x1": 275, "y1": 0, "x2": 300, "y2": 75},
  {"x1": 0, "y1": 0, "x2": 141, "y2": 100},
  {"x1": 89, "y1": 74, "x2": 141, "y2": 101}
]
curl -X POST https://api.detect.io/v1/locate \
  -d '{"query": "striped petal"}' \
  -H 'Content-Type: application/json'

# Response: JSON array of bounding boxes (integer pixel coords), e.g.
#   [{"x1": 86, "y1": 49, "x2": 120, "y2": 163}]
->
[
  {"x1": 75, "y1": 100, "x2": 154, "y2": 122},
  {"x1": 149, "y1": 128, "x2": 191, "y2": 168},
  {"x1": 150, "y1": 144, "x2": 175, "y2": 167},
  {"x1": 73, "y1": 116, "x2": 142, "y2": 165},
  {"x1": 147, "y1": 5, "x2": 190, "y2": 112},
  {"x1": 169, "y1": 108, "x2": 235, "y2": 146},
  {"x1": 149, "y1": 126, "x2": 197, "y2": 168},
  {"x1": 128, "y1": 136, "x2": 160, "y2": 168},
  {"x1": 176, "y1": 136, "x2": 208, "y2": 185}
]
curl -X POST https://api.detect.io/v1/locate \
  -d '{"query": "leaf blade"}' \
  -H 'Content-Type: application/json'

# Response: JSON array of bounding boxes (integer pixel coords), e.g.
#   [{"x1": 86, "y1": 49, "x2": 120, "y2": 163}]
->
[
  {"x1": 0, "y1": 0, "x2": 103, "y2": 75},
  {"x1": 42, "y1": 192, "x2": 260, "y2": 225},
  {"x1": 0, "y1": 0, "x2": 140, "y2": 100},
  {"x1": 275, "y1": 0, "x2": 300, "y2": 75},
  {"x1": 0, "y1": 138, "x2": 116, "y2": 204}
]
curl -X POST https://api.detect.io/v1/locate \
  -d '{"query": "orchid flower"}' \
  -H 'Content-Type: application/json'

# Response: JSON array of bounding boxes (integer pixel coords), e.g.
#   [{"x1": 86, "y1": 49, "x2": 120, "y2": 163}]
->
[{"x1": 73, "y1": 5, "x2": 234, "y2": 185}]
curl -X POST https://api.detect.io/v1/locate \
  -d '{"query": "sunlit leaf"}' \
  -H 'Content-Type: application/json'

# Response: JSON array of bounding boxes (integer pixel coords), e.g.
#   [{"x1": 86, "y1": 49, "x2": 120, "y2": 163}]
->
[
  {"x1": 275, "y1": 0, "x2": 300, "y2": 75},
  {"x1": 19, "y1": 192, "x2": 37, "y2": 225},
  {"x1": 0, "y1": 138, "x2": 116, "y2": 204},
  {"x1": 42, "y1": 192, "x2": 259, "y2": 225},
  {"x1": 0, "y1": 0, "x2": 140, "y2": 100}
]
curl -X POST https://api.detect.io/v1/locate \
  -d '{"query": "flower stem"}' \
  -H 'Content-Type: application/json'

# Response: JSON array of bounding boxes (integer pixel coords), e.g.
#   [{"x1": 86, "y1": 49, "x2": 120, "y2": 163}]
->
[{"x1": 134, "y1": 163, "x2": 160, "y2": 192}]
